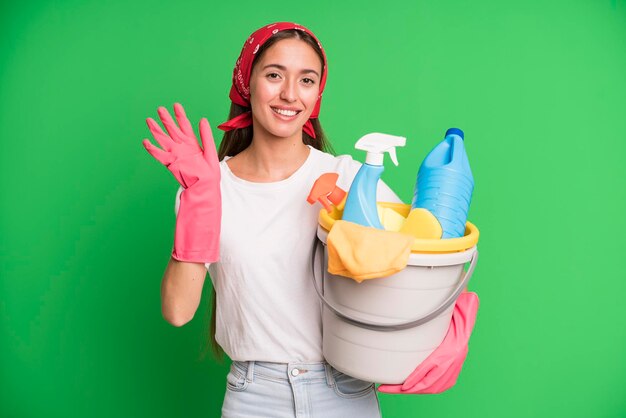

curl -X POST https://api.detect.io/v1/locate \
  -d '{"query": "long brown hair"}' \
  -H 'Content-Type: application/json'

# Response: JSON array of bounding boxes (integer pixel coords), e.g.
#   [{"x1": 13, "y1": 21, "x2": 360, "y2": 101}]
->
[{"x1": 201, "y1": 29, "x2": 334, "y2": 362}]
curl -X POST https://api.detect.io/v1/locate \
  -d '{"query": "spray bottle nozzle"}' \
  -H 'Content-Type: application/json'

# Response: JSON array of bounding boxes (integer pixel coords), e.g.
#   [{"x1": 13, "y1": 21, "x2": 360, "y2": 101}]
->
[
  {"x1": 307, "y1": 173, "x2": 347, "y2": 213},
  {"x1": 355, "y1": 132, "x2": 406, "y2": 166}
]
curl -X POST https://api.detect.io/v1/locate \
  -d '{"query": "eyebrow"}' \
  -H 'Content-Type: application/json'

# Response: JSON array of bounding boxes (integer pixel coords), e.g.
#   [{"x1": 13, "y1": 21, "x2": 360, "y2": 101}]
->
[{"x1": 262, "y1": 64, "x2": 320, "y2": 77}]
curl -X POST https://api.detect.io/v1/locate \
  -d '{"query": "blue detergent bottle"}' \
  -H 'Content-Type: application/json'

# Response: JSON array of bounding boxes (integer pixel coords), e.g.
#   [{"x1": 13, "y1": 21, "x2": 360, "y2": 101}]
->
[
  {"x1": 412, "y1": 128, "x2": 474, "y2": 238},
  {"x1": 342, "y1": 133, "x2": 406, "y2": 228}
]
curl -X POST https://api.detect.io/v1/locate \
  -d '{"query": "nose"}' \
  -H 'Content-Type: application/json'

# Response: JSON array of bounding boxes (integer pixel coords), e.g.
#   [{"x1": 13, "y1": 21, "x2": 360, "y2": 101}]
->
[{"x1": 279, "y1": 78, "x2": 297, "y2": 102}]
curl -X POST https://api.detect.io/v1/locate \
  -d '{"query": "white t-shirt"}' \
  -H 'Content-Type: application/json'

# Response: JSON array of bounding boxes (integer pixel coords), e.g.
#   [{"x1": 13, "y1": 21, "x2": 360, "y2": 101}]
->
[{"x1": 175, "y1": 145, "x2": 402, "y2": 362}]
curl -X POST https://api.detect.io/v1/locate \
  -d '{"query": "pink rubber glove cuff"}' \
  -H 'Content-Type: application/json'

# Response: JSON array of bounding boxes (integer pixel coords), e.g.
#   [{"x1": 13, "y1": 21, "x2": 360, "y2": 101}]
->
[{"x1": 172, "y1": 163, "x2": 221, "y2": 262}]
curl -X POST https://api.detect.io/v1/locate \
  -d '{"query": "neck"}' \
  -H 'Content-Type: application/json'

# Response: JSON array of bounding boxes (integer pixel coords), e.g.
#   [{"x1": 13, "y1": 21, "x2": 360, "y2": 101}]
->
[{"x1": 239, "y1": 128, "x2": 311, "y2": 181}]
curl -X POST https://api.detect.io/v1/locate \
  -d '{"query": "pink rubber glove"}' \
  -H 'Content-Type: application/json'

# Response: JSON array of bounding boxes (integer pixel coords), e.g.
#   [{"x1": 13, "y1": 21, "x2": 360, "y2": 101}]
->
[
  {"x1": 377, "y1": 292, "x2": 479, "y2": 394},
  {"x1": 143, "y1": 103, "x2": 221, "y2": 263}
]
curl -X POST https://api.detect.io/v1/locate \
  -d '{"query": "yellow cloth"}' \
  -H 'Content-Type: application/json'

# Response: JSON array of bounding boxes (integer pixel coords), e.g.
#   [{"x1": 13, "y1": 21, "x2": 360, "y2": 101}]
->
[{"x1": 327, "y1": 220, "x2": 414, "y2": 283}]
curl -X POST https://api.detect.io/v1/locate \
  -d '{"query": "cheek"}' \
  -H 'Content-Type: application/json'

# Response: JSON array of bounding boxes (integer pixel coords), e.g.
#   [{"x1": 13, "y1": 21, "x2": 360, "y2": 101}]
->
[
  {"x1": 303, "y1": 88, "x2": 320, "y2": 109},
  {"x1": 250, "y1": 79, "x2": 276, "y2": 107},
  {"x1": 258, "y1": 82, "x2": 280, "y2": 100}
]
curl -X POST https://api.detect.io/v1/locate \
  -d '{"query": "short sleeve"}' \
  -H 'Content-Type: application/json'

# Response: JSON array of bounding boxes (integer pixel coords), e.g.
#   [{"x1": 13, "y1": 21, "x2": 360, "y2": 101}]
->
[{"x1": 174, "y1": 185, "x2": 183, "y2": 216}]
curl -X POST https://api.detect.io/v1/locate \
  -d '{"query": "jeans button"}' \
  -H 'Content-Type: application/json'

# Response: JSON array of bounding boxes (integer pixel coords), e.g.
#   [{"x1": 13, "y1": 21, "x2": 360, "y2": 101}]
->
[{"x1": 291, "y1": 368, "x2": 300, "y2": 377}]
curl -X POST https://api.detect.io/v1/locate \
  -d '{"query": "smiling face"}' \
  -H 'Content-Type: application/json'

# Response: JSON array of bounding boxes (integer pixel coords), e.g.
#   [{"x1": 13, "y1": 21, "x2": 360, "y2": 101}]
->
[{"x1": 249, "y1": 38, "x2": 323, "y2": 140}]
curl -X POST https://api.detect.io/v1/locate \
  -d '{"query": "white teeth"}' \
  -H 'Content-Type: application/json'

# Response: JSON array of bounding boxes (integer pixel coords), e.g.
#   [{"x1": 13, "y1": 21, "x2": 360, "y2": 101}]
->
[{"x1": 272, "y1": 107, "x2": 299, "y2": 116}]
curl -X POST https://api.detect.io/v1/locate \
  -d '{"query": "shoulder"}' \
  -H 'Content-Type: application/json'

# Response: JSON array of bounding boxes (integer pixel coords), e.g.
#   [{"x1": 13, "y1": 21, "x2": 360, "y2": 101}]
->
[
  {"x1": 308, "y1": 147, "x2": 362, "y2": 188},
  {"x1": 218, "y1": 156, "x2": 232, "y2": 172}
]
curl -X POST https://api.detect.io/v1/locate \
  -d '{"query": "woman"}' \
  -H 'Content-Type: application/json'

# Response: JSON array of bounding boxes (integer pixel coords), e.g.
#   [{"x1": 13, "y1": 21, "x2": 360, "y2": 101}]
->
[{"x1": 143, "y1": 22, "x2": 401, "y2": 417}]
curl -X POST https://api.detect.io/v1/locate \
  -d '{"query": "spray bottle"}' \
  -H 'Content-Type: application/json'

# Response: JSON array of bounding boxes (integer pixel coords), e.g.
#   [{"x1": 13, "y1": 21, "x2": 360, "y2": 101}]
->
[{"x1": 342, "y1": 133, "x2": 406, "y2": 229}]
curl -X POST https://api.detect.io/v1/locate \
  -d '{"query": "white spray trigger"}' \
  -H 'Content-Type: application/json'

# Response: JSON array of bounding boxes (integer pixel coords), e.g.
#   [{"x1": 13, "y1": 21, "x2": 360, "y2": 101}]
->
[
  {"x1": 388, "y1": 147, "x2": 399, "y2": 166},
  {"x1": 355, "y1": 133, "x2": 406, "y2": 166}
]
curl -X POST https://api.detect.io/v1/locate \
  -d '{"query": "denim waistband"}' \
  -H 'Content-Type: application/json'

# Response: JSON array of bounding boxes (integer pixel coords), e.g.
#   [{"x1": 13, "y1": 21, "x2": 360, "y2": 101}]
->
[{"x1": 231, "y1": 360, "x2": 338, "y2": 385}]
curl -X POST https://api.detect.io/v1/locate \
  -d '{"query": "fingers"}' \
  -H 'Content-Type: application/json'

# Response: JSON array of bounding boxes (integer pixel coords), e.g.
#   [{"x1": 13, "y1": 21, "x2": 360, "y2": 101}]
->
[
  {"x1": 414, "y1": 358, "x2": 462, "y2": 393},
  {"x1": 376, "y1": 384, "x2": 402, "y2": 394},
  {"x1": 401, "y1": 364, "x2": 433, "y2": 391},
  {"x1": 158, "y1": 106, "x2": 186, "y2": 143},
  {"x1": 402, "y1": 365, "x2": 441, "y2": 392},
  {"x1": 199, "y1": 118, "x2": 219, "y2": 167},
  {"x1": 142, "y1": 139, "x2": 174, "y2": 166},
  {"x1": 146, "y1": 117, "x2": 175, "y2": 151},
  {"x1": 410, "y1": 367, "x2": 452, "y2": 394},
  {"x1": 173, "y1": 103, "x2": 195, "y2": 140}
]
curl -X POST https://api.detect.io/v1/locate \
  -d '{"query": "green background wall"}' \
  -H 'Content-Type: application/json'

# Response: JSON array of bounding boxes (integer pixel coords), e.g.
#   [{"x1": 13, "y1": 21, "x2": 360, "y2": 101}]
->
[{"x1": 1, "y1": 0, "x2": 625, "y2": 417}]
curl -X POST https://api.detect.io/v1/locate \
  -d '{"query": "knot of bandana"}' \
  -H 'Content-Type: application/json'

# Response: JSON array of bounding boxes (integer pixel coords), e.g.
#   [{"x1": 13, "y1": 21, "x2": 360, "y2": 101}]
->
[{"x1": 217, "y1": 22, "x2": 328, "y2": 139}]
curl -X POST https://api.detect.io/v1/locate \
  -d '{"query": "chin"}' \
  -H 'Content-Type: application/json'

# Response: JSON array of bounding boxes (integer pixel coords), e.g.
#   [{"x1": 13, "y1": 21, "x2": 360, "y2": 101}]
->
[
  {"x1": 264, "y1": 121, "x2": 306, "y2": 139},
  {"x1": 270, "y1": 128, "x2": 302, "y2": 138}
]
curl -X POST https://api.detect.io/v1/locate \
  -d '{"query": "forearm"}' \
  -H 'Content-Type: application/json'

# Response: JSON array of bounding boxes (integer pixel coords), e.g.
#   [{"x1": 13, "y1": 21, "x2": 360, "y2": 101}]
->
[
  {"x1": 173, "y1": 178, "x2": 221, "y2": 262},
  {"x1": 160, "y1": 256, "x2": 207, "y2": 326}
]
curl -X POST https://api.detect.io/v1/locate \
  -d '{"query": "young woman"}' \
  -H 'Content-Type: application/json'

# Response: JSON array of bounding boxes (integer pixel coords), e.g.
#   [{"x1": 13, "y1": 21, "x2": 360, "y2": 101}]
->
[{"x1": 143, "y1": 22, "x2": 402, "y2": 417}]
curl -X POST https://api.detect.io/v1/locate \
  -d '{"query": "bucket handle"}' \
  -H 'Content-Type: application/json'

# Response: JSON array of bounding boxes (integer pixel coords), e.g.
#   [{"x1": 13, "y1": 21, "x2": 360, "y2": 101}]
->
[{"x1": 311, "y1": 240, "x2": 478, "y2": 332}]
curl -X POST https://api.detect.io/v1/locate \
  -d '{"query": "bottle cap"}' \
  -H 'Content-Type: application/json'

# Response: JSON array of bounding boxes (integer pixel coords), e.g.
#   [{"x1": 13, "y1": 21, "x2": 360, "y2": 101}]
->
[{"x1": 445, "y1": 128, "x2": 465, "y2": 140}]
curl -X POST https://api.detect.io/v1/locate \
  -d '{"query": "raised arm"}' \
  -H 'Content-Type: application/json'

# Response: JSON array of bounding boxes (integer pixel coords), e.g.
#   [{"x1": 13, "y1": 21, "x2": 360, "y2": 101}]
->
[{"x1": 142, "y1": 103, "x2": 221, "y2": 326}]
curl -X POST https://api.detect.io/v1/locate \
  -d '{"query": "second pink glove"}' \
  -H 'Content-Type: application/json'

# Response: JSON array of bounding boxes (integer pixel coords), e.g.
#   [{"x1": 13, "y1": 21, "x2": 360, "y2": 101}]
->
[
  {"x1": 377, "y1": 291, "x2": 480, "y2": 395},
  {"x1": 143, "y1": 103, "x2": 221, "y2": 263}
]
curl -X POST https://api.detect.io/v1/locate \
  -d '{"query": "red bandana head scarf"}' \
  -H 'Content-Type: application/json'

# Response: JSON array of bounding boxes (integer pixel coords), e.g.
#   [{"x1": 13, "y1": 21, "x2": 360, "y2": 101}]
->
[{"x1": 217, "y1": 22, "x2": 328, "y2": 139}]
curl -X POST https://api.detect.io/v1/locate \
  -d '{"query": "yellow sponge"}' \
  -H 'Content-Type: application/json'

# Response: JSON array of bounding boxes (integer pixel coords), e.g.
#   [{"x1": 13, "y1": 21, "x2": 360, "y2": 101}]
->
[{"x1": 399, "y1": 208, "x2": 443, "y2": 239}]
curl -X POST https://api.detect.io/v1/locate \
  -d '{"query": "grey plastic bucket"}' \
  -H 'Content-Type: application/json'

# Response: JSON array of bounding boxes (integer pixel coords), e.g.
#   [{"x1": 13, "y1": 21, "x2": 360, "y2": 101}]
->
[{"x1": 312, "y1": 226, "x2": 478, "y2": 384}]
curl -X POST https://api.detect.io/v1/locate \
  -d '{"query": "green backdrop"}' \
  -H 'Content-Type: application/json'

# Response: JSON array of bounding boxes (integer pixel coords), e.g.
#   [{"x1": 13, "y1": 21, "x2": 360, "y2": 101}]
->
[{"x1": 1, "y1": 0, "x2": 625, "y2": 417}]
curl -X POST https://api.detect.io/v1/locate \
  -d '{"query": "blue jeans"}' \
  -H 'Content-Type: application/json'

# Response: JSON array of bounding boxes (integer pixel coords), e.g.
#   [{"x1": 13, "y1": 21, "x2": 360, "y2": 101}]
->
[{"x1": 221, "y1": 360, "x2": 382, "y2": 418}]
